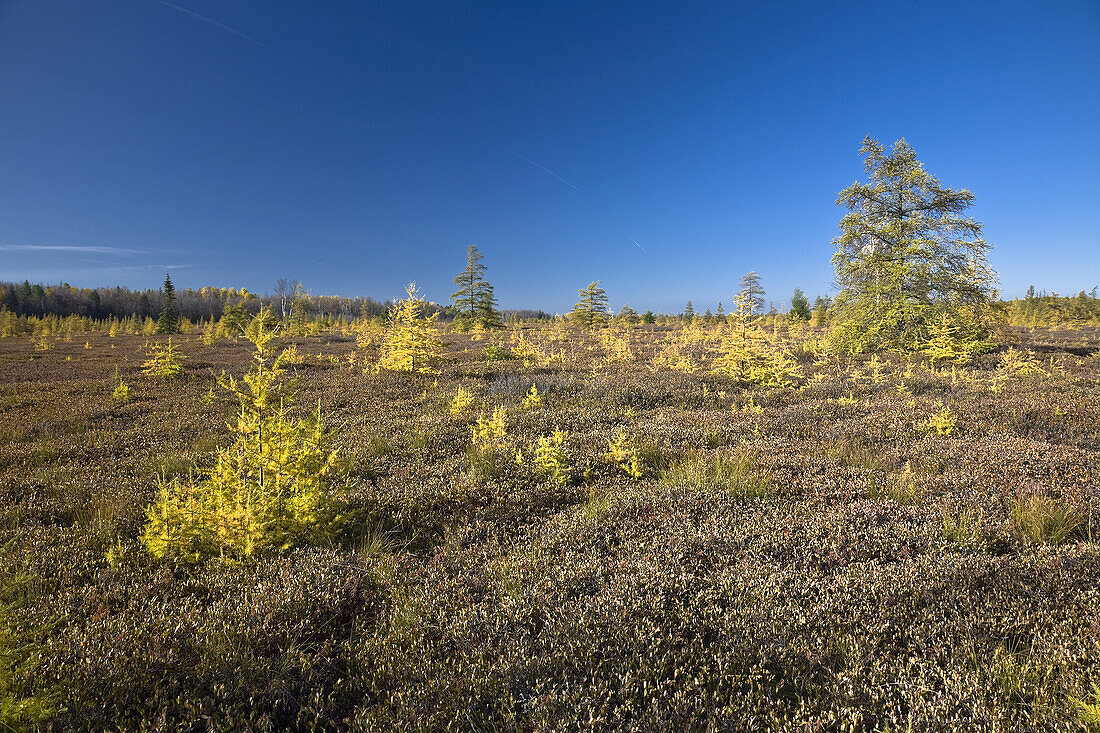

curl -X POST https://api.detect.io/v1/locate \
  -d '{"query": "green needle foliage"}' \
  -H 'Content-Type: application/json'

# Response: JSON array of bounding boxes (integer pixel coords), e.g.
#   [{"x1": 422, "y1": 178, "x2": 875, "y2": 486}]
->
[
  {"x1": 142, "y1": 309, "x2": 339, "y2": 562},
  {"x1": 572, "y1": 281, "x2": 610, "y2": 328},
  {"x1": 788, "y1": 288, "x2": 811, "y2": 321},
  {"x1": 451, "y1": 245, "x2": 503, "y2": 330},
  {"x1": 828, "y1": 136, "x2": 997, "y2": 353},
  {"x1": 738, "y1": 271, "x2": 766, "y2": 316},
  {"x1": 156, "y1": 272, "x2": 180, "y2": 335}
]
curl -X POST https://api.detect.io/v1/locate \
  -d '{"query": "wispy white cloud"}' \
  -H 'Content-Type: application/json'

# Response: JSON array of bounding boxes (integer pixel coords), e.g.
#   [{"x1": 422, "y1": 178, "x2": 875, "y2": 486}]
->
[
  {"x1": 0, "y1": 244, "x2": 147, "y2": 254},
  {"x1": 116, "y1": 263, "x2": 193, "y2": 271},
  {"x1": 156, "y1": 1, "x2": 266, "y2": 46}
]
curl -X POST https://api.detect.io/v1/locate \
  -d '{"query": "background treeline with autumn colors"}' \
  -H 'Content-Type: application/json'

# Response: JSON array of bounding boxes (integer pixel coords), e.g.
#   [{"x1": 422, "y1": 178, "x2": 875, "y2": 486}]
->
[
  {"x1": 0, "y1": 280, "x2": 392, "y2": 322},
  {"x1": 3, "y1": 278, "x2": 1099, "y2": 329},
  {"x1": 0, "y1": 280, "x2": 556, "y2": 325}
]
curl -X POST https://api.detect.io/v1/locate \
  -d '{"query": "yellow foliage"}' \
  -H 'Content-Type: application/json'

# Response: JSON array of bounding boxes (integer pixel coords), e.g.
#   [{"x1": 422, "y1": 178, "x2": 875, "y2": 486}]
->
[
  {"x1": 141, "y1": 338, "x2": 185, "y2": 379},
  {"x1": 924, "y1": 402, "x2": 957, "y2": 436},
  {"x1": 141, "y1": 312, "x2": 338, "y2": 562},
  {"x1": 471, "y1": 406, "x2": 507, "y2": 445},
  {"x1": 280, "y1": 343, "x2": 304, "y2": 365},
  {"x1": 604, "y1": 428, "x2": 643, "y2": 478},
  {"x1": 599, "y1": 328, "x2": 635, "y2": 364},
  {"x1": 920, "y1": 313, "x2": 980, "y2": 367},
  {"x1": 533, "y1": 430, "x2": 569, "y2": 484},
  {"x1": 509, "y1": 328, "x2": 547, "y2": 368},
  {"x1": 449, "y1": 387, "x2": 475, "y2": 415},
  {"x1": 521, "y1": 383, "x2": 542, "y2": 409},
  {"x1": 998, "y1": 347, "x2": 1048, "y2": 378},
  {"x1": 348, "y1": 316, "x2": 384, "y2": 348},
  {"x1": 712, "y1": 323, "x2": 801, "y2": 389},
  {"x1": 377, "y1": 283, "x2": 443, "y2": 374},
  {"x1": 112, "y1": 381, "x2": 131, "y2": 402}
]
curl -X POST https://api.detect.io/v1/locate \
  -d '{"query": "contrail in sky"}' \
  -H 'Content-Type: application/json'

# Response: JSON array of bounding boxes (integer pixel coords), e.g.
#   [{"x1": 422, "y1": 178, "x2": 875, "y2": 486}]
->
[
  {"x1": 156, "y1": 1, "x2": 266, "y2": 46},
  {"x1": 515, "y1": 153, "x2": 650, "y2": 256},
  {"x1": 514, "y1": 153, "x2": 580, "y2": 192}
]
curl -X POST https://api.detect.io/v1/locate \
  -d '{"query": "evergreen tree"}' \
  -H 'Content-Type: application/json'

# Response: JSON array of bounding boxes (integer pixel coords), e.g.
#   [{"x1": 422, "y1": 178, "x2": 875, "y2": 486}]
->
[
  {"x1": 828, "y1": 136, "x2": 997, "y2": 352},
  {"x1": 1, "y1": 287, "x2": 17, "y2": 313},
  {"x1": 450, "y1": 245, "x2": 502, "y2": 330},
  {"x1": 789, "y1": 288, "x2": 811, "y2": 321},
  {"x1": 641, "y1": 310, "x2": 657, "y2": 324},
  {"x1": 683, "y1": 301, "x2": 695, "y2": 319},
  {"x1": 571, "y1": 281, "x2": 610, "y2": 328},
  {"x1": 738, "y1": 272, "x2": 765, "y2": 317},
  {"x1": 156, "y1": 273, "x2": 180, "y2": 334},
  {"x1": 474, "y1": 284, "x2": 504, "y2": 329}
]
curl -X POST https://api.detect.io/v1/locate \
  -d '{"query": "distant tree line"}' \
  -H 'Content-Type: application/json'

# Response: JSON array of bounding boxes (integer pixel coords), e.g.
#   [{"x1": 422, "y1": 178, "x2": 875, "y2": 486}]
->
[
  {"x1": 1002, "y1": 287, "x2": 1100, "y2": 326},
  {"x1": 0, "y1": 279, "x2": 399, "y2": 323}
]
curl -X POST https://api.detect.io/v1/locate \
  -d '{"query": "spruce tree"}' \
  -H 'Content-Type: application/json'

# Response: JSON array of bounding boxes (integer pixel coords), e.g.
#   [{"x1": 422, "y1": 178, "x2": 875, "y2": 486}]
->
[
  {"x1": 829, "y1": 136, "x2": 997, "y2": 352},
  {"x1": 156, "y1": 273, "x2": 180, "y2": 334},
  {"x1": 451, "y1": 245, "x2": 502, "y2": 330},
  {"x1": 789, "y1": 288, "x2": 811, "y2": 321},
  {"x1": 811, "y1": 296, "x2": 829, "y2": 328}
]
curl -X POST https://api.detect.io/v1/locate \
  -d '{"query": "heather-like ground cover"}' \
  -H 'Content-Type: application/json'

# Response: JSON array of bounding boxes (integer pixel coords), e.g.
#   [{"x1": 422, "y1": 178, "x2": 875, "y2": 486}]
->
[{"x1": 2, "y1": 325, "x2": 1099, "y2": 731}]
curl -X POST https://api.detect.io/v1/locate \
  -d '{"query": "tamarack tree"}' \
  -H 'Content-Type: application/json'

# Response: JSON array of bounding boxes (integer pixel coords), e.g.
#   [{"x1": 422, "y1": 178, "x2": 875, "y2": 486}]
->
[
  {"x1": 829, "y1": 136, "x2": 997, "y2": 353},
  {"x1": 142, "y1": 309, "x2": 339, "y2": 561},
  {"x1": 738, "y1": 272, "x2": 765, "y2": 317},
  {"x1": 378, "y1": 282, "x2": 444, "y2": 373},
  {"x1": 713, "y1": 289, "x2": 801, "y2": 389},
  {"x1": 572, "y1": 281, "x2": 610, "y2": 328}
]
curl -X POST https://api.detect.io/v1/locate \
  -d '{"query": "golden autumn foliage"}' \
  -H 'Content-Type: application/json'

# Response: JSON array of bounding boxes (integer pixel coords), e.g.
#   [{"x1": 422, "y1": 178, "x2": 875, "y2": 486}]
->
[
  {"x1": 142, "y1": 312, "x2": 339, "y2": 561},
  {"x1": 377, "y1": 283, "x2": 443, "y2": 374}
]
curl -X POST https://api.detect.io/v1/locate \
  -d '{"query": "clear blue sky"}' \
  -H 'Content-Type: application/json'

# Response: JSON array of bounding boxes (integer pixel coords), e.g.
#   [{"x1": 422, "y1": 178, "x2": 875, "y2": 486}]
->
[{"x1": 1, "y1": 1, "x2": 1097, "y2": 313}]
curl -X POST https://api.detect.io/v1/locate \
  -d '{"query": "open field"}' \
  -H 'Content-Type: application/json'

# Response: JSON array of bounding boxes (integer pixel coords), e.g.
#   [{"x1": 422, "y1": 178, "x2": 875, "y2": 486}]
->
[{"x1": 2, "y1": 325, "x2": 1100, "y2": 730}]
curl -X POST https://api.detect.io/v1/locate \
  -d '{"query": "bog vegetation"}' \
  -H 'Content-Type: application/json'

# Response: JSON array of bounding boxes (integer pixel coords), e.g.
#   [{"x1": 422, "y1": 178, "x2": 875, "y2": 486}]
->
[{"x1": 1, "y1": 138, "x2": 1099, "y2": 730}]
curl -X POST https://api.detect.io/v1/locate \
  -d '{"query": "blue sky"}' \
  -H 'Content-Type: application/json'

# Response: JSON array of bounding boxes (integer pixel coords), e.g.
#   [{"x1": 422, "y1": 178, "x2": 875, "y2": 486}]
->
[{"x1": 0, "y1": 1, "x2": 1097, "y2": 313}]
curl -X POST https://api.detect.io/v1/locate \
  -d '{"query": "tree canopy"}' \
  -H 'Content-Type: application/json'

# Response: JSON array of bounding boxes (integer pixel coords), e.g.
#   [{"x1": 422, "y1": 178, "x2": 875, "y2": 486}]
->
[
  {"x1": 828, "y1": 136, "x2": 997, "y2": 352},
  {"x1": 737, "y1": 272, "x2": 765, "y2": 318},
  {"x1": 450, "y1": 246, "x2": 503, "y2": 330},
  {"x1": 571, "y1": 281, "x2": 610, "y2": 328},
  {"x1": 156, "y1": 273, "x2": 180, "y2": 334},
  {"x1": 789, "y1": 288, "x2": 810, "y2": 321}
]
